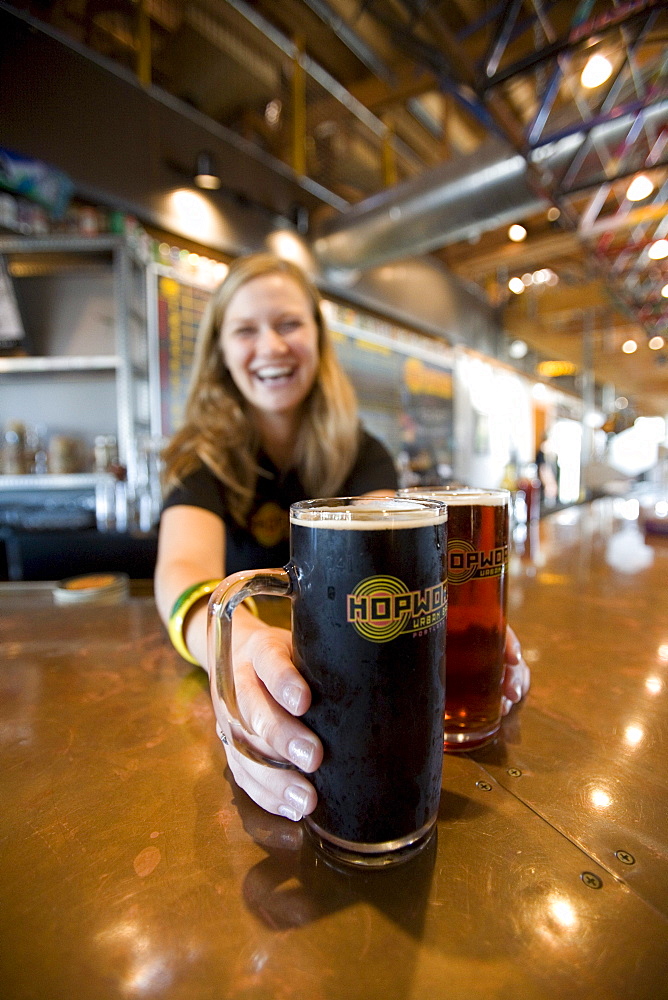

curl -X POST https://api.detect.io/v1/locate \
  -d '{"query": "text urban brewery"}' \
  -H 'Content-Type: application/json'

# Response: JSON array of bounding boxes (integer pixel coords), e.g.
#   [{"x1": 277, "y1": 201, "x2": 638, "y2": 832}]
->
[
  {"x1": 346, "y1": 575, "x2": 446, "y2": 643},
  {"x1": 447, "y1": 540, "x2": 508, "y2": 585}
]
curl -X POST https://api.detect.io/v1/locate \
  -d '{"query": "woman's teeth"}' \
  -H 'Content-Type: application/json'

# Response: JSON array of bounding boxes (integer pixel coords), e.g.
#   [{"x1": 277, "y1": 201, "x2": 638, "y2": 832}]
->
[{"x1": 255, "y1": 365, "x2": 295, "y2": 381}]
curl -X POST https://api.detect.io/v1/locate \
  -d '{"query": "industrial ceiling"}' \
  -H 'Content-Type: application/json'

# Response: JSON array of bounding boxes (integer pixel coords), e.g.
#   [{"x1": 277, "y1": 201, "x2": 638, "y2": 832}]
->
[{"x1": 5, "y1": 0, "x2": 668, "y2": 416}]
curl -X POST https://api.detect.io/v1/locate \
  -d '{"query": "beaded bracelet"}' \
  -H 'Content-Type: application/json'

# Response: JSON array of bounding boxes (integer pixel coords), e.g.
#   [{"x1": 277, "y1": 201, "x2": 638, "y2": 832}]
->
[{"x1": 167, "y1": 579, "x2": 260, "y2": 666}]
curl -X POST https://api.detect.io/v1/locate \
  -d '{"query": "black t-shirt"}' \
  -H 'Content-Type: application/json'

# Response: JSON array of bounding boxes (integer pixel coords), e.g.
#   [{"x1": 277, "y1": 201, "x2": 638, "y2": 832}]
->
[{"x1": 161, "y1": 430, "x2": 398, "y2": 575}]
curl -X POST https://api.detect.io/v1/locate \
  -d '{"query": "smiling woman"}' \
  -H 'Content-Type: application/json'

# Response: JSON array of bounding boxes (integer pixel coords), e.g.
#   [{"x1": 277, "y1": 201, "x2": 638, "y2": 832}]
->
[
  {"x1": 157, "y1": 253, "x2": 388, "y2": 541},
  {"x1": 153, "y1": 252, "x2": 403, "y2": 819},
  {"x1": 153, "y1": 251, "x2": 529, "y2": 823}
]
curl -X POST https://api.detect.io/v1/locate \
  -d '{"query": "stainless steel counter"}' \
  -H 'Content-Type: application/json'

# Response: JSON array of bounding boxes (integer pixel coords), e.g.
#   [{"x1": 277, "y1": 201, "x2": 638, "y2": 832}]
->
[{"x1": 1, "y1": 497, "x2": 667, "y2": 999}]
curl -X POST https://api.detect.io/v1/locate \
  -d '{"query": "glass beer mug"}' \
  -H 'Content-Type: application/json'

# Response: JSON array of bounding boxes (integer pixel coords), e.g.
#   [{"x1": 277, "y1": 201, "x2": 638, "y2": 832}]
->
[
  {"x1": 208, "y1": 496, "x2": 448, "y2": 867},
  {"x1": 400, "y1": 487, "x2": 510, "y2": 749}
]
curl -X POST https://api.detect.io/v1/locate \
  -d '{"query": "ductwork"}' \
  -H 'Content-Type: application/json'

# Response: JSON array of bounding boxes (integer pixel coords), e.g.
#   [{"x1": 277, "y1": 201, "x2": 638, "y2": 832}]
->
[{"x1": 312, "y1": 102, "x2": 668, "y2": 271}]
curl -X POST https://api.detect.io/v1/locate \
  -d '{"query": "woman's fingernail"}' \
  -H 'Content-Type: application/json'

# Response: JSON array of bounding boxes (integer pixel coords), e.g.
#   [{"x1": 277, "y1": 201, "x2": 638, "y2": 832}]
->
[
  {"x1": 501, "y1": 696, "x2": 513, "y2": 716},
  {"x1": 283, "y1": 683, "x2": 303, "y2": 714},
  {"x1": 288, "y1": 738, "x2": 316, "y2": 770},
  {"x1": 278, "y1": 805, "x2": 301, "y2": 822},
  {"x1": 285, "y1": 785, "x2": 309, "y2": 814},
  {"x1": 512, "y1": 681, "x2": 523, "y2": 702}
]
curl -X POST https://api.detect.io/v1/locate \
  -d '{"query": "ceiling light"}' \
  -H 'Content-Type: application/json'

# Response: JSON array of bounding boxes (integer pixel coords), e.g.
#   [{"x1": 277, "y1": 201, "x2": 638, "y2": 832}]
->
[
  {"x1": 194, "y1": 152, "x2": 221, "y2": 190},
  {"x1": 649, "y1": 336, "x2": 665, "y2": 350},
  {"x1": 508, "y1": 277, "x2": 525, "y2": 294},
  {"x1": 615, "y1": 396, "x2": 628, "y2": 410},
  {"x1": 581, "y1": 53, "x2": 612, "y2": 89},
  {"x1": 521, "y1": 272, "x2": 533, "y2": 286},
  {"x1": 622, "y1": 339, "x2": 638, "y2": 354},
  {"x1": 508, "y1": 339, "x2": 528, "y2": 358},
  {"x1": 265, "y1": 99, "x2": 282, "y2": 126},
  {"x1": 662, "y1": 283, "x2": 668, "y2": 298},
  {"x1": 648, "y1": 239, "x2": 668, "y2": 260},
  {"x1": 508, "y1": 224, "x2": 527, "y2": 242},
  {"x1": 547, "y1": 207, "x2": 561, "y2": 222},
  {"x1": 626, "y1": 174, "x2": 654, "y2": 201}
]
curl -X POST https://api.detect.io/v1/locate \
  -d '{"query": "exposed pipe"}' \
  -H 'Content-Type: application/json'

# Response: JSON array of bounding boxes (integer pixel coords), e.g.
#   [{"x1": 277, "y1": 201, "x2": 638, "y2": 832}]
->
[{"x1": 312, "y1": 102, "x2": 668, "y2": 271}]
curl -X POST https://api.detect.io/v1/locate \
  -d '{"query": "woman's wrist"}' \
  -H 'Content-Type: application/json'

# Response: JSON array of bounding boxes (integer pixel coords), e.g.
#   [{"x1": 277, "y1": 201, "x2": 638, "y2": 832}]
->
[
  {"x1": 168, "y1": 579, "x2": 222, "y2": 665},
  {"x1": 168, "y1": 579, "x2": 260, "y2": 667}
]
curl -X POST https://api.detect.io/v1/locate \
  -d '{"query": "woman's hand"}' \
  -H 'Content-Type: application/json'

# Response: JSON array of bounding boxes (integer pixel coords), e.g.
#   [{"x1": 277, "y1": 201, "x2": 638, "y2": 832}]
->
[
  {"x1": 212, "y1": 615, "x2": 529, "y2": 820},
  {"x1": 501, "y1": 625, "x2": 531, "y2": 716},
  {"x1": 212, "y1": 617, "x2": 323, "y2": 822}
]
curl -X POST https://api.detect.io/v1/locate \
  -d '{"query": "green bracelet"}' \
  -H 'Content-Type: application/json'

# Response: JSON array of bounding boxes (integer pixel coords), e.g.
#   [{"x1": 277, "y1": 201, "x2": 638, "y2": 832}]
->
[
  {"x1": 168, "y1": 579, "x2": 222, "y2": 665},
  {"x1": 168, "y1": 580, "x2": 259, "y2": 666}
]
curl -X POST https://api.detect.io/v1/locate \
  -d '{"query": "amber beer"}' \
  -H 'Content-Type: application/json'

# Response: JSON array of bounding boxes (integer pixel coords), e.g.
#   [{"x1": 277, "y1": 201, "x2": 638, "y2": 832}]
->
[
  {"x1": 400, "y1": 488, "x2": 510, "y2": 748},
  {"x1": 209, "y1": 497, "x2": 448, "y2": 867}
]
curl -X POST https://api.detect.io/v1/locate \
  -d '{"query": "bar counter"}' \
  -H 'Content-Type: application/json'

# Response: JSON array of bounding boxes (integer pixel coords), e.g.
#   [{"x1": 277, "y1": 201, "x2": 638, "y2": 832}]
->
[{"x1": 1, "y1": 497, "x2": 667, "y2": 999}]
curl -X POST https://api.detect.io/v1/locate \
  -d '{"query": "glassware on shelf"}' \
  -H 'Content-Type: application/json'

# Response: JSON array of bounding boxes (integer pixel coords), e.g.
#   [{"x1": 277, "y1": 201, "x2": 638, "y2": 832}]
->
[
  {"x1": 133, "y1": 435, "x2": 166, "y2": 533},
  {"x1": 1, "y1": 420, "x2": 27, "y2": 474}
]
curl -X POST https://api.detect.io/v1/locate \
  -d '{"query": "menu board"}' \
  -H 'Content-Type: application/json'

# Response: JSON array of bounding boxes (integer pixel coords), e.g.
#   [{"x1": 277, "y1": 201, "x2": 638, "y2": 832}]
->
[{"x1": 154, "y1": 270, "x2": 212, "y2": 436}]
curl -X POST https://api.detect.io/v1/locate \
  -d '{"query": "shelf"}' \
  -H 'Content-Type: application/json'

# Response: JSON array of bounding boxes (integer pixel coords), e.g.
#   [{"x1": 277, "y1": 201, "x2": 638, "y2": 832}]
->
[
  {"x1": 0, "y1": 234, "x2": 153, "y2": 505},
  {"x1": 0, "y1": 473, "x2": 112, "y2": 491},
  {"x1": 0, "y1": 235, "x2": 122, "y2": 255},
  {"x1": 0, "y1": 235, "x2": 123, "y2": 277},
  {"x1": 0, "y1": 355, "x2": 120, "y2": 374}
]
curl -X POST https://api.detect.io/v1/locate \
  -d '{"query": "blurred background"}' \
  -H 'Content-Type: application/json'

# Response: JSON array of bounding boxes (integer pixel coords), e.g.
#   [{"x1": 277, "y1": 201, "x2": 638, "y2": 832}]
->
[{"x1": 1, "y1": 0, "x2": 667, "y2": 577}]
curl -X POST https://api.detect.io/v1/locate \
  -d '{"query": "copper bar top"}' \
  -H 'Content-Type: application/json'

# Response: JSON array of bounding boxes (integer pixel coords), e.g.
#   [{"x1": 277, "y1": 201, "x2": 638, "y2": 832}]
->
[{"x1": 1, "y1": 497, "x2": 667, "y2": 999}]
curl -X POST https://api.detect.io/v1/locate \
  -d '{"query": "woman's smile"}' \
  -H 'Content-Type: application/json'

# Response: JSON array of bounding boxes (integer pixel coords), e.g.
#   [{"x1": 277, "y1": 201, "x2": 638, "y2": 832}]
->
[{"x1": 250, "y1": 361, "x2": 298, "y2": 384}]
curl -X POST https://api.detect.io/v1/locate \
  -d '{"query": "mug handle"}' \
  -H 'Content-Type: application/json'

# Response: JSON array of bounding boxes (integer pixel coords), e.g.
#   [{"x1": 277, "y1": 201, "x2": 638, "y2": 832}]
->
[{"x1": 207, "y1": 568, "x2": 295, "y2": 768}]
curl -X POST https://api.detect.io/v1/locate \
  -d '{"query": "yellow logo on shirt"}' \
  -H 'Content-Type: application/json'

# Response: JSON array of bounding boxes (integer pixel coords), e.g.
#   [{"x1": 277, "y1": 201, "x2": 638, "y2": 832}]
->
[{"x1": 250, "y1": 502, "x2": 289, "y2": 548}]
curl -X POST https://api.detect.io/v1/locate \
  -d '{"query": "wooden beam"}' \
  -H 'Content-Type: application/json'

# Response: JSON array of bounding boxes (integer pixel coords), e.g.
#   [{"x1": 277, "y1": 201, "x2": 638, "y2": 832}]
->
[
  {"x1": 451, "y1": 230, "x2": 583, "y2": 280},
  {"x1": 347, "y1": 66, "x2": 438, "y2": 115}
]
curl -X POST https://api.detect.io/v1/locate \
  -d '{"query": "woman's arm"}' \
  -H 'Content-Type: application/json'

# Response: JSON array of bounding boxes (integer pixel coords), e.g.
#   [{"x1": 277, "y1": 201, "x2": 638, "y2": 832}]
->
[
  {"x1": 155, "y1": 504, "x2": 322, "y2": 819},
  {"x1": 155, "y1": 504, "x2": 226, "y2": 667}
]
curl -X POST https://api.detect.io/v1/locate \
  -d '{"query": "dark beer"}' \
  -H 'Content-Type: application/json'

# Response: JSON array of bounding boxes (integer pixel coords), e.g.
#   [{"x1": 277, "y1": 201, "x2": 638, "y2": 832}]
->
[
  {"x1": 400, "y1": 488, "x2": 509, "y2": 748},
  {"x1": 289, "y1": 499, "x2": 447, "y2": 862}
]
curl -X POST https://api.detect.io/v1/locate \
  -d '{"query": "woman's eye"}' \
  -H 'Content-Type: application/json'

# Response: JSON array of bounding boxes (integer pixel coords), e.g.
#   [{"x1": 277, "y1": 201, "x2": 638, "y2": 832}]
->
[
  {"x1": 277, "y1": 319, "x2": 302, "y2": 333},
  {"x1": 233, "y1": 326, "x2": 256, "y2": 337}
]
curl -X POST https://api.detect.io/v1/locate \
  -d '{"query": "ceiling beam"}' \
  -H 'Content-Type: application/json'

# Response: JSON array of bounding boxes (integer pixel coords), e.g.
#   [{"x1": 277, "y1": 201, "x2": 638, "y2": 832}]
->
[
  {"x1": 450, "y1": 229, "x2": 583, "y2": 279},
  {"x1": 347, "y1": 65, "x2": 440, "y2": 114}
]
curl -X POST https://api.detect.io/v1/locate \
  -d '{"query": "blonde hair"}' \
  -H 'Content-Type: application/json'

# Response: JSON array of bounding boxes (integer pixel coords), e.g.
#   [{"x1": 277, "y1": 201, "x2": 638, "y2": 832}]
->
[{"x1": 162, "y1": 252, "x2": 360, "y2": 525}]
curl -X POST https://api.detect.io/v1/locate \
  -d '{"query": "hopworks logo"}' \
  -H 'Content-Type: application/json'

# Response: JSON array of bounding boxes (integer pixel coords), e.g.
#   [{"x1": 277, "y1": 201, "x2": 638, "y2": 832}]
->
[
  {"x1": 447, "y1": 541, "x2": 508, "y2": 584},
  {"x1": 347, "y1": 575, "x2": 446, "y2": 643}
]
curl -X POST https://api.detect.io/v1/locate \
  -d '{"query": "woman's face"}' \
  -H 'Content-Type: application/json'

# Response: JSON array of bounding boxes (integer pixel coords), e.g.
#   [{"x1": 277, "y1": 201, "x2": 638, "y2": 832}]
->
[{"x1": 220, "y1": 272, "x2": 320, "y2": 419}]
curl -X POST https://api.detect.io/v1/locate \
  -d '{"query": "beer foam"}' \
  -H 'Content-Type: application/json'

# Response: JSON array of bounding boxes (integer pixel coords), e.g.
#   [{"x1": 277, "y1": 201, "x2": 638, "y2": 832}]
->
[
  {"x1": 291, "y1": 499, "x2": 447, "y2": 528},
  {"x1": 400, "y1": 488, "x2": 509, "y2": 507}
]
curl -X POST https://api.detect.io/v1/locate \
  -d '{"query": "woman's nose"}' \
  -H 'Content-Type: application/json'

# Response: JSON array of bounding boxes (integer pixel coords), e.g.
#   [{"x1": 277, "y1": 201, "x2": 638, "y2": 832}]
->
[{"x1": 256, "y1": 324, "x2": 288, "y2": 353}]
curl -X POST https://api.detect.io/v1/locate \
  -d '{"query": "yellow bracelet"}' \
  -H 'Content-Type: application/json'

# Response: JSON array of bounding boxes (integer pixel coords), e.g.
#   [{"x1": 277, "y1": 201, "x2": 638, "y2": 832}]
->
[
  {"x1": 167, "y1": 580, "x2": 259, "y2": 666},
  {"x1": 168, "y1": 579, "x2": 221, "y2": 665}
]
